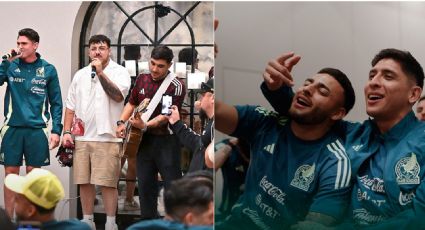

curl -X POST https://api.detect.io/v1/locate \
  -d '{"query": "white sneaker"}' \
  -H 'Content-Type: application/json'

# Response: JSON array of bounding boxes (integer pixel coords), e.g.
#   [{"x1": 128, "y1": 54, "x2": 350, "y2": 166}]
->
[
  {"x1": 81, "y1": 219, "x2": 96, "y2": 230},
  {"x1": 105, "y1": 222, "x2": 118, "y2": 230}
]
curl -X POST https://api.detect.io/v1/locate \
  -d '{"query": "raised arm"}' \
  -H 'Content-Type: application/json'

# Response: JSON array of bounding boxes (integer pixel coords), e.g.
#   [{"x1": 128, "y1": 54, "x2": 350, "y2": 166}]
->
[
  {"x1": 168, "y1": 105, "x2": 202, "y2": 152},
  {"x1": 215, "y1": 100, "x2": 238, "y2": 135},
  {"x1": 263, "y1": 52, "x2": 300, "y2": 90},
  {"x1": 92, "y1": 59, "x2": 124, "y2": 102},
  {"x1": 261, "y1": 52, "x2": 300, "y2": 115}
]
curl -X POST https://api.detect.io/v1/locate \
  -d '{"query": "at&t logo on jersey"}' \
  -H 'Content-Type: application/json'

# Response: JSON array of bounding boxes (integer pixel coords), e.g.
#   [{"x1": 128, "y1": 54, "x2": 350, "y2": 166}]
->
[
  {"x1": 255, "y1": 194, "x2": 280, "y2": 219},
  {"x1": 395, "y1": 152, "x2": 420, "y2": 185},
  {"x1": 290, "y1": 164, "x2": 315, "y2": 191},
  {"x1": 9, "y1": 77, "x2": 25, "y2": 83}
]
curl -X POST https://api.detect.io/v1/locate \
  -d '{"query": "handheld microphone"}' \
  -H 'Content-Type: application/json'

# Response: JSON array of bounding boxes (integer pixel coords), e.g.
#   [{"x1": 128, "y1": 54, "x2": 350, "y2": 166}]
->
[
  {"x1": 2, "y1": 50, "x2": 20, "y2": 60},
  {"x1": 91, "y1": 66, "x2": 96, "y2": 78}
]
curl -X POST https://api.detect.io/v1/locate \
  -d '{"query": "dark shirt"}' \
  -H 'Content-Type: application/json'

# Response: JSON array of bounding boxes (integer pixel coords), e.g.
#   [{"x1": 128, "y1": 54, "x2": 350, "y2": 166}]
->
[
  {"x1": 39, "y1": 219, "x2": 91, "y2": 230},
  {"x1": 171, "y1": 119, "x2": 214, "y2": 172},
  {"x1": 128, "y1": 219, "x2": 212, "y2": 230},
  {"x1": 129, "y1": 72, "x2": 186, "y2": 134}
]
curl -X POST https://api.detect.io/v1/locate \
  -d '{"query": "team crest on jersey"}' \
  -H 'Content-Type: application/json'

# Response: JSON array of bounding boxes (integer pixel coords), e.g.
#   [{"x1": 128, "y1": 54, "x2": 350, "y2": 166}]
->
[
  {"x1": 36, "y1": 67, "x2": 45, "y2": 77},
  {"x1": 395, "y1": 152, "x2": 420, "y2": 185},
  {"x1": 290, "y1": 164, "x2": 315, "y2": 191}
]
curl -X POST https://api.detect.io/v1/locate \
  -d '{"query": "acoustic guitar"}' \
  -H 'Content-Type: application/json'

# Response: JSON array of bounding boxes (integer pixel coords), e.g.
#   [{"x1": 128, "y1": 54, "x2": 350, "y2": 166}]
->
[{"x1": 122, "y1": 98, "x2": 150, "y2": 157}]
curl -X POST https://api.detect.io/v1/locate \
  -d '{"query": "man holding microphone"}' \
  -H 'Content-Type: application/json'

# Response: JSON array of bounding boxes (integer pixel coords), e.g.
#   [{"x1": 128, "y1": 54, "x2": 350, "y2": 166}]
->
[
  {"x1": 62, "y1": 34, "x2": 130, "y2": 230},
  {"x1": 0, "y1": 28, "x2": 63, "y2": 217}
]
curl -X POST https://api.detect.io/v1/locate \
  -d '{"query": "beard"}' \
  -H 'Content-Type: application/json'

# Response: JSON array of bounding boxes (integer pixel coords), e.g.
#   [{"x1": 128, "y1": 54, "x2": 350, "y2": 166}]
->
[
  {"x1": 199, "y1": 108, "x2": 208, "y2": 121},
  {"x1": 289, "y1": 106, "x2": 328, "y2": 125}
]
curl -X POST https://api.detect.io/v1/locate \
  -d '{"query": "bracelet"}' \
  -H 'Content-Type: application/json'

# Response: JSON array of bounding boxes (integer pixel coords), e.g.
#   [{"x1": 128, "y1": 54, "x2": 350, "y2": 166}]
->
[{"x1": 63, "y1": 130, "x2": 72, "y2": 135}]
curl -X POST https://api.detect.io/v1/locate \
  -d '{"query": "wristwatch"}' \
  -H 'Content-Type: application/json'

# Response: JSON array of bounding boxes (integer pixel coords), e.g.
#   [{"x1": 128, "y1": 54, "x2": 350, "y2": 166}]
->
[{"x1": 117, "y1": 120, "x2": 125, "y2": 126}]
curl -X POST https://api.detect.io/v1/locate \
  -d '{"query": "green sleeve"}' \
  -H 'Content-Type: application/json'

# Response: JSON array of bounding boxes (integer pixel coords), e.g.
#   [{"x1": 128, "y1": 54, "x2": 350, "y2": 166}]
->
[
  {"x1": 0, "y1": 59, "x2": 11, "y2": 85},
  {"x1": 47, "y1": 65, "x2": 63, "y2": 135}
]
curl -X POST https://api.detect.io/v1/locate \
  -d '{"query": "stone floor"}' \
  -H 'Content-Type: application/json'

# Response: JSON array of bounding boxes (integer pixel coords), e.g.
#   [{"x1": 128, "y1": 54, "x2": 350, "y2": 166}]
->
[{"x1": 92, "y1": 187, "x2": 165, "y2": 230}]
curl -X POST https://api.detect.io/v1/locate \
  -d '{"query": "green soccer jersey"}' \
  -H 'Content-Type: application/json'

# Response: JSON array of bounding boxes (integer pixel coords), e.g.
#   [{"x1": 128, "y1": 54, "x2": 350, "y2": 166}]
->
[
  {"x1": 218, "y1": 105, "x2": 351, "y2": 230},
  {"x1": 0, "y1": 53, "x2": 63, "y2": 134},
  {"x1": 261, "y1": 83, "x2": 425, "y2": 228},
  {"x1": 346, "y1": 112, "x2": 425, "y2": 229}
]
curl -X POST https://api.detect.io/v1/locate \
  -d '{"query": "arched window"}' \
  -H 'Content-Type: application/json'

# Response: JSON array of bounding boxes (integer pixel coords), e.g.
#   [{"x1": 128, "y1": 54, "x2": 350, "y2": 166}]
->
[
  {"x1": 79, "y1": 1, "x2": 214, "y2": 128},
  {"x1": 77, "y1": 1, "x2": 214, "y2": 222},
  {"x1": 80, "y1": 1, "x2": 214, "y2": 72}
]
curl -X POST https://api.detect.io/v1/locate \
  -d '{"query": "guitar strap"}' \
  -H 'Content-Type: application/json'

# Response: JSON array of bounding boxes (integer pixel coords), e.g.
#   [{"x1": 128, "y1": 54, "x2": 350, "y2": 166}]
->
[{"x1": 141, "y1": 71, "x2": 176, "y2": 122}]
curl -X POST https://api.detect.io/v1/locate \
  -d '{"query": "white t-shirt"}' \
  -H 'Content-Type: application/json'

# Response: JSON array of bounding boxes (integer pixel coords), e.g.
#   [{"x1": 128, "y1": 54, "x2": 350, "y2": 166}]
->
[{"x1": 66, "y1": 60, "x2": 131, "y2": 142}]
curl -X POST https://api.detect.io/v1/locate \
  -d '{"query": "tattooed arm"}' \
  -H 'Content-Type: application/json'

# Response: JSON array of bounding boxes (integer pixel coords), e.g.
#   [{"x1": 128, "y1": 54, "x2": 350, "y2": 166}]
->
[{"x1": 97, "y1": 70, "x2": 124, "y2": 102}]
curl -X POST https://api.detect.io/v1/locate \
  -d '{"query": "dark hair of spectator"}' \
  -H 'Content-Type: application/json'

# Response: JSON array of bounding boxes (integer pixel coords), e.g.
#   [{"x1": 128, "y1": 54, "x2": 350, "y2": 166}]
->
[
  {"x1": 151, "y1": 45, "x2": 174, "y2": 63},
  {"x1": 124, "y1": 45, "x2": 141, "y2": 60},
  {"x1": 178, "y1": 47, "x2": 198, "y2": 65},
  {"x1": 164, "y1": 176, "x2": 213, "y2": 222}
]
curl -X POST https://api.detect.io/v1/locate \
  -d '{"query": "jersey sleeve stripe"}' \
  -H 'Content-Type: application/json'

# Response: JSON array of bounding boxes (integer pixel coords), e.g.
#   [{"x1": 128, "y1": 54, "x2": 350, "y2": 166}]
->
[
  {"x1": 336, "y1": 142, "x2": 350, "y2": 188},
  {"x1": 4, "y1": 93, "x2": 12, "y2": 125},
  {"x1": 327, "y1": 140, "x2": 351, "y2": 189},
  {"x1": 327, "y1": 144, "x2": 343, "y2": 189},
  {"x1": 41, "y1": 96, "x2": 48, "y2": 124},
  {"x1": 336, "y1": 140, "x2": 351, "y2": 187},
  {"x1": 171, "y1": 78, "x2": 182, "y2": 96},
  {"x1": 331, "y1": 141, "x2": 348, "y2": 188},
  {"x1": 332, "y1": 142, "x2": 347, "y2": 188}
]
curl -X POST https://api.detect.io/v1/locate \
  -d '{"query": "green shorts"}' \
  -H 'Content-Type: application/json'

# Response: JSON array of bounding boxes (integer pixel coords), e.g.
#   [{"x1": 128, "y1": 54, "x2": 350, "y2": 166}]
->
[{"x1": 0, "y1": 126, "x2": 50, "y2": 167}]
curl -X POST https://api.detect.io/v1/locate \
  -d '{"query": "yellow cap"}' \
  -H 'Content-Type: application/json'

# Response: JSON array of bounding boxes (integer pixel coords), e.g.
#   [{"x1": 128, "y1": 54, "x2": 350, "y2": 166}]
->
[{"x1": 4, "y1": 168, "x2": 65, "y2": 209}]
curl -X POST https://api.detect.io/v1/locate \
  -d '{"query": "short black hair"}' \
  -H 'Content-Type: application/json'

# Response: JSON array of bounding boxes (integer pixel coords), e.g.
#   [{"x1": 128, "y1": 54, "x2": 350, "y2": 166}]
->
[
  {"x1": 164, "y1": 175, "x2": 213, "y2": 222},
  {"x1": 88, "y1": 34, "x2": 111, "y2": 48},
  {"x1": 372, "y1": 48, "x2": 424, "y2": 89},
  {"x1": 184, "y1": 170, "x2": 213, "y2": 181},
  {"x1": 419, "y1": 95, "x2": 425, "y2": 103},
  {"x1": 151, "y1": 45, "x2": 173, "y2": 63},
  {"x1": 124, "y1": 45, "x2": 141, "y2": 60},
  {"x1": 18, "y1": 28, "x2": 39, "y2": 43},
  {"x1": 28, "y1": 199, "x2": 56, "y2": 215},
  {"x1": 318, "y1": 67, "x2": 355, "y2": 114},
  {"x1": 178, "y1": 47, "x2": 198, "y2": 65}
]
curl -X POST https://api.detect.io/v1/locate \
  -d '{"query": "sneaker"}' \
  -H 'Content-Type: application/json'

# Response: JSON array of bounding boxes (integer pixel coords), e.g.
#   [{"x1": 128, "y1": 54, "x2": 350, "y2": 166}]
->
[
  {"x1": 123, "y1": 199, "x2": 140, "y2": 211},
  {"x1": 81, "y1": 219, "x2": 96, "y2": 230},
  {"x1": 105, "y1": 222, "x2": 118, "y2": 230}
]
